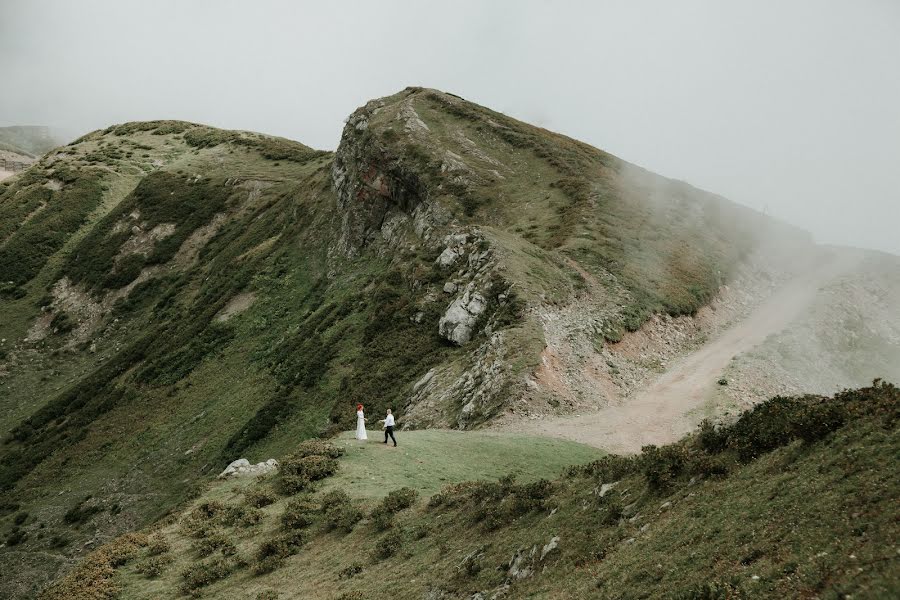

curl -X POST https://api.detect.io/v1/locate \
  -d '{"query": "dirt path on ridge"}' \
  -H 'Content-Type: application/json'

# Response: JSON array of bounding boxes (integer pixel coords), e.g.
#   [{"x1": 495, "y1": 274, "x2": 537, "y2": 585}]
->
[{"x1": 513, "y1": 254, "x2": 855, "y2": 454}]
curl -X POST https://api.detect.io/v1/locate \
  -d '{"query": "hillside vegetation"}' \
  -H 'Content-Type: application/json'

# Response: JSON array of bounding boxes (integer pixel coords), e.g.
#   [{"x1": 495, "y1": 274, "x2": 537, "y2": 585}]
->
[
  {"x1": 0, "y1": 88, "x2": 892, "y2": 597},
  {"x1": 43, "y1": 382, "x2": 900, "y2": 599}
]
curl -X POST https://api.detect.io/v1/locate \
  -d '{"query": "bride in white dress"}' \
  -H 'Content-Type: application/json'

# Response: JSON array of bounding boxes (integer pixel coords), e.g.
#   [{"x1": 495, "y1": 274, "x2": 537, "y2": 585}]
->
[{"x1": 355, "y1": 404, "x2": 368, "y2": 441}]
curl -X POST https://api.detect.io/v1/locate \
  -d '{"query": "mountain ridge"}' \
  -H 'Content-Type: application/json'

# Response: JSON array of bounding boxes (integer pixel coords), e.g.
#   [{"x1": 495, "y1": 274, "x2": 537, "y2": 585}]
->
[{"x1": 0, "y1": 88, "x2": 897, "y2": 598}]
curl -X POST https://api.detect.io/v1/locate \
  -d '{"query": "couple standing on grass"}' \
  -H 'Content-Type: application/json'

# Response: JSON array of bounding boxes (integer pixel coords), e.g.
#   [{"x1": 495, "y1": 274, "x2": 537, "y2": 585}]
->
[{"x1": 355, "y1": 404, "x2": 397, "y2": 447}]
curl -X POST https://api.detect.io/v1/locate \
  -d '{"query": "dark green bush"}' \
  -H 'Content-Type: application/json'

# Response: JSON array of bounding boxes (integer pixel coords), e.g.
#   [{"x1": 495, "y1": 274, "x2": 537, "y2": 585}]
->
[
  {"x1": 281, "y1": 498, "x2": 317, "y2": 530},
  {"x1": 640, "y1": 445, "x2": 686, "y2": 490},
  {"x1": 292, "y1": 439, "x2": 345, "y2": 459},
  {"x1": 50, "y1": 311, "x2": 75, "y2": 334},
  {"x1": 696, "y1": 419, "x2": 728, "y2": 454},
  {"x1": 244, "y1": 487, "x2": 277, "y2": 509},
  {"x1": 5, "y1": 528, "x2": 27, "y2": 546},
  {"x1": 252, "y1": 531, "x2": 305, "y2": 575},
  {"x1": 374, "y1": 528, "x2": 405, "y2": 560},
  {"x1": 63, "y1": 497, "x2": 103, "y2": 526},
  {"x1": 338, "y1": 562, "x2": 363, "y2": 579},
  {"x1": 180, "y1": 556, "x2": 240, "y2": 594},
  {"x1": 277, "y1": 454, "x2": 338, "y2": 495},
  {"x1": 192, "y1": 529, "x2": 236, "y2": 558},
  {"x1": 320, "y1": 490, "x2": 362, "y2": 533}
]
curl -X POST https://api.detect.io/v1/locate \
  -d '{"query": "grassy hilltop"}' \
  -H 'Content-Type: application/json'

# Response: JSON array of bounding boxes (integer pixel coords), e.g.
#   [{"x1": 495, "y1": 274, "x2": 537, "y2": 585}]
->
[{"x1": 0, "y1": 88, "x2": 895, "y2": 597}]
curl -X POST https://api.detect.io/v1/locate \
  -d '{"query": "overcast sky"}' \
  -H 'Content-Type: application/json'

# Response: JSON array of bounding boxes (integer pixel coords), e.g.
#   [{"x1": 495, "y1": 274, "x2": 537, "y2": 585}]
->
[{"x1": 3, "y1": 0, "x2": 898, "y2": 254}]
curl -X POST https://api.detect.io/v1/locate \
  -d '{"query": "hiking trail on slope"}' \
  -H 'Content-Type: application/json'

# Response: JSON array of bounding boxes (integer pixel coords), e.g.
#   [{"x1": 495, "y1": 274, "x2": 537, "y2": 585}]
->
[{"x1": 511, "y1": 254, "x2": 856, "y2": 454}]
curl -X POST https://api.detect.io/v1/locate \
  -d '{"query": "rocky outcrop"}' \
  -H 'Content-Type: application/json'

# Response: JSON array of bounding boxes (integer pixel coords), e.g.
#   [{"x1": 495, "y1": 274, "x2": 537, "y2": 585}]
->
[
  {"x1": 439, "y1": 286, "x2": 487, "y2": 345},
  {"x1": 217, "y1": 458, "x2": 278, "y2": 479},
  {"x1": 331, "y1": 92, "x2": 442, "y2": 257}
]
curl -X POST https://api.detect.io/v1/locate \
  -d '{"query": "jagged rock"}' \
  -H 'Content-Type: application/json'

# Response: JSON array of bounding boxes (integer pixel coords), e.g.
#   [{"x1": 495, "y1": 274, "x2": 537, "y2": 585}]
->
[
  {"x1": 217, "y1": 458, "x2": 278, "y2": 479},
  {"x1": 599, "y1": 481, "x2": 619, "y2": 497},
  {"x1": 540, "y1": 536, "x2": 560, "y2": 561},
  {"x1": 413, "y1": 369, "x2": 436, "y2": 393},
  {"x1": 439, "y1": 288, "x2": 487, "y2": 345},
  {"x1": 507, "y1": 546, "x2": 536, "y2": 580},
  {"x1": 436, "y1": 246, "x2": 462, "y2": 267},
  {"x1": 443, "y1": 281, "x2": 458, "y2": 294}
]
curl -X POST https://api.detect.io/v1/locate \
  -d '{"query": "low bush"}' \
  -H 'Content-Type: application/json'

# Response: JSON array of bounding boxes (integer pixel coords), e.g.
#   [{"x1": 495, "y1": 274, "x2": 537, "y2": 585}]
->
[
  {"x1": 374, "y1": 528, "x2": 405, "y2": 560},
  {"x1": 278, "y1": 454, "x2": 339, "y2": 494},
  {"x1": 325, "y1": 502, "x2": 363, "y2": 533},
  {"x1": 339, "y1": 562, "x2": 363, "y2": 579},
  {"x1": 320, "y1": 489, "x2": 363, "y2": 532},
  {"x1": 371, "y1": 487, "x2": 418, "y2": 530},
  {"x1": 293, "y1": 439, "x2": 345, "y2": 459},
  {"x1": 640, "y1": 445, "x2": 687, "y2": 491},
  {"x1": 147, "y1": 533, "x2": 170, "y2": 555},
  {"x1": 252, "y1": 531, "x2": 305, "y2": 575},
  {"x1": 63, "y1": 496, "x2": 103, "y2": 526},
  {"x1": 137, "y1": 554, "x2": 172, "y2": 578},
  {"x1": 5, "y1": 528, "x2": 27, "y2": 546},
  {"x1": 281, "y1": 498, "x2": 317, "y2": 529},
  {"x1": 180, "y1": 556, "x2": 241, "y2": 594},
  {"x1": 193, "y1": 529, "x2": 237, "y2": 558},
  {"x1": 245, "y1": 487, "x2": 277, "y2": 508}
]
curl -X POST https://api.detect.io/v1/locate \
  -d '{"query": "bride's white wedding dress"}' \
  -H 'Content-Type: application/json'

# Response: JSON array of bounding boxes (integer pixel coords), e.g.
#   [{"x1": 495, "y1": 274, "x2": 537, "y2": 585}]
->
[{"x1": 356, "y1": 410, "x2": 367, "y2": 440}]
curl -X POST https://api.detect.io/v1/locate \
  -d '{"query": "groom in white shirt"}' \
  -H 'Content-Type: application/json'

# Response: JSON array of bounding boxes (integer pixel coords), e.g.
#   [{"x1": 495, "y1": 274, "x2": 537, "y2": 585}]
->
[{"x1": 381, "y1": 409, "x2": 397, "y2": 447}]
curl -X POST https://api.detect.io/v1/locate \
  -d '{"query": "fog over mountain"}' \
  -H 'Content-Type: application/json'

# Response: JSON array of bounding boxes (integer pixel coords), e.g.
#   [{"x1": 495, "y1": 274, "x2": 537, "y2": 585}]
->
[{"x1": 3, "y1": 1, "x2": 898, "y2": 254}]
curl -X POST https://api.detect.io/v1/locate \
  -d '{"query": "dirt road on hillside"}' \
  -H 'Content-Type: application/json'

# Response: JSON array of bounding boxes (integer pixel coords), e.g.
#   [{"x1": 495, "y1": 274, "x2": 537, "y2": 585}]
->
[{"x1": 514, "y1": 253, "x2": 856, "y2": 454}]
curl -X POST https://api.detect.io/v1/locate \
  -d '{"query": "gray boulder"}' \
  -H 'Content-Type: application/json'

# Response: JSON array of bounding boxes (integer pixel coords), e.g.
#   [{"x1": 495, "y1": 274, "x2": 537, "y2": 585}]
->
[
  {"x1": 217, "y1": 458, "x2": 279, "y2": 479},
  {"x1": 439, "y1": 289, "x2": 487, "y2": 345}
]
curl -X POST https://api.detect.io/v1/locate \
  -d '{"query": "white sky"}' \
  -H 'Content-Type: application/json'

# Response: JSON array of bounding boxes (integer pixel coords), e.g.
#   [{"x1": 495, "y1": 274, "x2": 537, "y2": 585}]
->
[{"x1": 2, "y1": 0, "x2": 898, "y2": 254}]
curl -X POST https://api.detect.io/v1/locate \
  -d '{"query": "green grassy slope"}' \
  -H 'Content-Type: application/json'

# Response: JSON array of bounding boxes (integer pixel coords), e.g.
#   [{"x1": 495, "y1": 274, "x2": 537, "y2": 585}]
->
[
  {"x1": 0, "y1": 90, "x2": 829, "y2": 597},
  {"x1": 42, "y1": 382, "x2": 899, "y2": 600}
]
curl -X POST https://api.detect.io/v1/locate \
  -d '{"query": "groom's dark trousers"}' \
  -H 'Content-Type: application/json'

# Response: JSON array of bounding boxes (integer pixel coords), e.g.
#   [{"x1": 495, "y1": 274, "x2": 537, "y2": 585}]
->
[{"x1": 384, "y1": 426, "x2": 397, "y2": 446}]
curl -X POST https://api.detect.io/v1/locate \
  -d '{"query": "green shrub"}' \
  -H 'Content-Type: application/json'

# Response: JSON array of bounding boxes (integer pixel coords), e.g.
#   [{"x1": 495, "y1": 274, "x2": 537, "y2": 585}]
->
[
  {"x1": 281, "y1": 498, "x2": 317, "y2": 530},
  {"x1": 640, "y1": 445, "x2": 686, "y2": 490},
  {"x1": 373, "y1": 528, "x2": 405, "y2": 560},
  {"x1": 5, "y1": 528, "x2": 27, "y2": 546},
  {"x1": 252, "y1": 531, "x2": 305, "y2": 575},
  {"x1": 180, "y1": 556, "x2": 241, "y2": 594},
  {"x1": 13, "y1": 511, "x2": 28, "y2": 526},
  {"x1": 278, "y1": 454, "x2": 338, "y2": 494},
  {"x1": 50, "y1": 311, "x2": 75, "y2": 334},
  {"x1": 380, "y1": 487, "x2": 418, "y2": 513},
  {"x1": 371, "y1": 487, "x2": 418, "y2": 530},
  {"x1": 293, "y1": 439, "x2": 345, "y2": 459},
  {"x1": 696, "y1": 419, "x2": 727, "y2": 454},
  {"x1": 193, "y1": 529, "x2": 236, "y2": 558},
  {"x1": 320, "y1": 489, "x2": 351, "y2": 513},
  {"x1": 137, "y1": 555, "x2": 172, "y2": 578},
  {"x1": 147, "y1": 533, "x2": 170, "y2": 556},
  {"x1": 370, "y1": 506, "x2": 395, "y2": 531},
  {"x1": 319, "y1": 489, "x2": 362, "y2": 532},
  {"x1": 63, "y1": 496, "x2": 103, "y2": 526},
  {"x1": 245, "y1": 487, "x2": 277, "y2": 508},
  {"x1": 338, "y1": 562, "x2": 363, "y2": 579},
  {"x1": 325, "y1": 502, "x2": 363, "y2": 533}
]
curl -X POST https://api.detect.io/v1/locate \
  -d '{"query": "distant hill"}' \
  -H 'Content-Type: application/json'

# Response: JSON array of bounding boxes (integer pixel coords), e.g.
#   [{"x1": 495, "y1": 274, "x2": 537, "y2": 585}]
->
[
  {"x1": 0, "y1": 89, "x2": 897, "y2": 598},
  {"x1": 0, "y1": 125, "x2": 63, "y2": 158}
]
